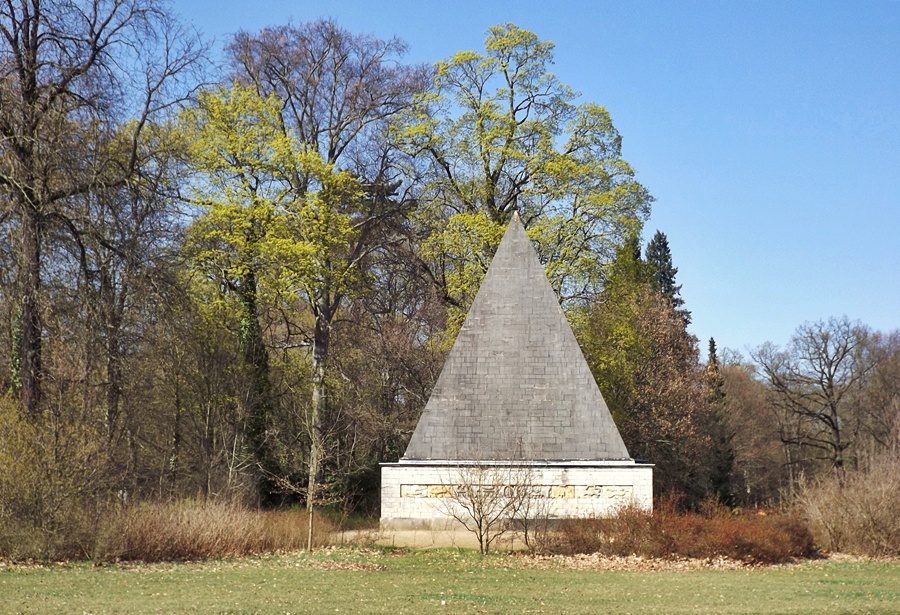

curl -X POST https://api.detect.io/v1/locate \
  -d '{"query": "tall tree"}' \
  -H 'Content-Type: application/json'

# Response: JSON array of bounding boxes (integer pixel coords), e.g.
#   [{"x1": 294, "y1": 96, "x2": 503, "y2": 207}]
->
[
  {"x1": 719, "y1": 360, "x2": 786, "y2": 505},
  {"x1": 583, "y1": 282, "x2": 715, "y2": 505},
  {"x1": 224, "y1": 20, "x2": 430, "y2": 509},
  {"x1": 0, "y1": 0, "x2": 204, "y2": 415},
  {"x1": 705, "y1": 337, "x2": 735, "y2": 504},
  {"x1": 753, "y1": 317, "x2": 872, "y2": 479},
  {"x1": 227, "y1": 20, "x2": 430, "y2": 174},
  {"x1": 65, "y1": 123, "x2": 186, "y2": 445},
  {"x1": 396, "y1": 23, "x2": 652, "y2": 329},
  {"x1": 181, "y1": 84, "x2": 311, "y2": 503},
  {"x1": 645, "y1": 230, "x2": 690, "y2": 325},
  {"x1": 580, "y1": 240, "x2": 723, "y2": 505},
  {"x1": 860, "y1": 331, "x2": 900, "y2": 457}
]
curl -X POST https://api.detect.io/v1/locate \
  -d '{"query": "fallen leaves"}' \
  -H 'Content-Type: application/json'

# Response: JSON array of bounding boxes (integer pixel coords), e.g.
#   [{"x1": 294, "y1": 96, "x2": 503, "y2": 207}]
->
[{"x1": 518, "y1": 553, "x2": 754, "y2": 572}]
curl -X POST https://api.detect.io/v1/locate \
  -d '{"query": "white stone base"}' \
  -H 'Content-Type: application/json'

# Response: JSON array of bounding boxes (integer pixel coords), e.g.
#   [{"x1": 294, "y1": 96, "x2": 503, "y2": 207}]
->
[{"x1": 380, "y1": 460, "x2": 653, "y2": 530}]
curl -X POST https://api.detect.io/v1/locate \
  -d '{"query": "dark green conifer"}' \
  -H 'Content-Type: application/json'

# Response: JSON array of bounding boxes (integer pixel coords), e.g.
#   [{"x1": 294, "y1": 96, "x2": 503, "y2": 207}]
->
[{"x1": 645, "y1": 230, "x2": 691, "y2": 325}]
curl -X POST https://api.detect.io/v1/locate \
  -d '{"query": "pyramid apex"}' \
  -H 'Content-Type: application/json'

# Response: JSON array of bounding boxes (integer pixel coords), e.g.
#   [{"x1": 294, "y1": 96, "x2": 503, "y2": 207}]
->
[{"x1": 511, "y1": 210, "x2": 520, "y2": 222}]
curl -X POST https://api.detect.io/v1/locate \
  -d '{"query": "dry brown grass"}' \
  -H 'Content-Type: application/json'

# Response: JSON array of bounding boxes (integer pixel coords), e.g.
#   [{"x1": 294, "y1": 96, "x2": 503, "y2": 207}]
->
[
  {"x1": 104, "y1": 500, "x2": 336, "y2": 562},
  {"x1": 0, "y1": 496, "x2": 340, "y2": 563}
]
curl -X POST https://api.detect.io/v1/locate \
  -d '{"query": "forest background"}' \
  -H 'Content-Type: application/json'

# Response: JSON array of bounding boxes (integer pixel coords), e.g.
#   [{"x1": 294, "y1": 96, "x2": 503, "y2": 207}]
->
[{"x1": 0, "y1": 0, "x2": 897, "y2": 558}]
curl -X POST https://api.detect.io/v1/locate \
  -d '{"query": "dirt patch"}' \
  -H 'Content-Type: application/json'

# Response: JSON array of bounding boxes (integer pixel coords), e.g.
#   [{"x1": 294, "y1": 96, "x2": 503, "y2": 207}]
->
[{"x1": 336, "y1": 528, "x2": 492, "y2": 549}]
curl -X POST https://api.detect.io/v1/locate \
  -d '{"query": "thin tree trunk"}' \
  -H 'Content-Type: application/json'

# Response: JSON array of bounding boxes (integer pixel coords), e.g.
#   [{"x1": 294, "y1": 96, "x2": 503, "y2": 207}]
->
[
  {"x1": 102, "y1": 270, "x2": 128, "y2": 439},
  {"x1": 204, "y1": 400, "x2": 213, "y2": 500},
  {"x1": 169, "y1": 376, "x2": 182, "y2": 495},
  {"x1": 830, "y1": 417, "x2": 845, "y2": 485},
  {"x1": 105, "y1": 324, "x2": 123, "y2": 438},
  {"x1": 783, "y1": 442, "x2": 796, "y2": 499}
]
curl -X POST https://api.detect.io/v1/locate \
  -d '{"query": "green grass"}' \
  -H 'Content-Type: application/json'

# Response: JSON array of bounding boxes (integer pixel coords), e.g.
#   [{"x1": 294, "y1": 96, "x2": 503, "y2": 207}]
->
[{"x1": 2, "y1": 549, "x2": 899, "y2": 614}]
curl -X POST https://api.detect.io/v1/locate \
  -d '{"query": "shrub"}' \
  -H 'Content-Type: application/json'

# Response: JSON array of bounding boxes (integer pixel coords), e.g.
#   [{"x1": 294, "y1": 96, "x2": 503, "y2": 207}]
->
[
  {"x1": 0, "y1": 396, "x2": 112, "y2": 561},
  {"x1": 547, "y1": 498, "x2": 815, "y2": 564},
  {"x1": 796, "y1": 455, "x2": 900, "y2": 556}
]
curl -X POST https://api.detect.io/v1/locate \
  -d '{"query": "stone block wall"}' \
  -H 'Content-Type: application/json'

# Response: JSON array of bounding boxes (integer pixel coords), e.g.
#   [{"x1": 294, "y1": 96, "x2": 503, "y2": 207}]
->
[{"x1": 381, "y1": 462, "x2": 653, "y2": 530}]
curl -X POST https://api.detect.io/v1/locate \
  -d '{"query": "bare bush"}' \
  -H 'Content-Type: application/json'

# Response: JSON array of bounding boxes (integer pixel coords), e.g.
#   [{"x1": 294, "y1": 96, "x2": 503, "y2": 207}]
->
[
  {"x1": 0, "y1": 405, "x2": 337, "y2": 565},
  {"x1": 434, "y1": 462, "x2": 537, "y2": 554},
  {"x1": 513, "y1": 479, "x2": 555, "y2": 552},
  {"x1": 795, "y1": 454, "x2": 900, "y2": 556}
]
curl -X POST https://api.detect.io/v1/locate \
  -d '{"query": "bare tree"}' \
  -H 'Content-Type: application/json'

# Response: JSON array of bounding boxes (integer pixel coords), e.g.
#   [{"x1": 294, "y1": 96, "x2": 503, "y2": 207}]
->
[
  {"x1": 754, "y1": 317, "x2": 872, "y2": 480},
  {"x1": 857, "y1": 330, "x2": 900, "y2": 460},
  {"x1": 0, "y1": 0, "x2": 205, "y2": 415}
]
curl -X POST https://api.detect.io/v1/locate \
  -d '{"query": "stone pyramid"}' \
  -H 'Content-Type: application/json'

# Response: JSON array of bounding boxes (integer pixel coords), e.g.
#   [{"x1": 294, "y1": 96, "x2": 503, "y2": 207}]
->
[{"x1": 403, "y1": 213, "x2": 631, "y2": 461}]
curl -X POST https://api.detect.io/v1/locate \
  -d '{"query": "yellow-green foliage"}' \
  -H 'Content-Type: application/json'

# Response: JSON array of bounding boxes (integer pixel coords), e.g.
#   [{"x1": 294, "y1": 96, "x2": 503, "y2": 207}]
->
[
  {"x1": 268, "y1": 168, "x2": 363, "y2": 305},
  {"x1": 418, "y1": 211, "x2": 505, "y2": 344},
  {"x1": 180, "y1": 83, "x2": 363, "y2": 309},
  {"x1": 181, "y1": 84, "x2": 292, "y2": 295}
]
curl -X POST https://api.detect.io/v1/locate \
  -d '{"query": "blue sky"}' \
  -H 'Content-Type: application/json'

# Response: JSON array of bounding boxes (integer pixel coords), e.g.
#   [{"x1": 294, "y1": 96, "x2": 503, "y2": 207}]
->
[{"x1": 173, "y1": 0, "x2": 900, "y2": 355}]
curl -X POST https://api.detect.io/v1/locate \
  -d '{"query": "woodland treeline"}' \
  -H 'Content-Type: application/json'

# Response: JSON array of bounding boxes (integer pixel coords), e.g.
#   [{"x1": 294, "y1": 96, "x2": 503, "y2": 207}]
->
[{"x1": 1, "y1": 1, "x2": 898, "y2": 542}]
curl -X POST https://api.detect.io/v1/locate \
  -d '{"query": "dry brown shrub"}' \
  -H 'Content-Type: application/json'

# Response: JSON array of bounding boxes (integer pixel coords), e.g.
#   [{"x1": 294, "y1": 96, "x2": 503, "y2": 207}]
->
[
  {"x1": 796, "y1": 455, "x2": 900, "y2": 556},
  {"x1": 546, "y1": 497, "x2": 814, "y2": 564},
  {"x1": 0, "y1": 398, "x2": 341, "y2": 563}
]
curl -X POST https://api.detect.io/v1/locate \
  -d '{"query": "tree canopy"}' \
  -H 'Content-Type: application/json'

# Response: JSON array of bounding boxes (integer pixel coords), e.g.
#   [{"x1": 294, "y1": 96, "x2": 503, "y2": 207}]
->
[
  {"x1": 396, "y1": 23, "x2": 652, "y2": 331},
  {"x1": 0, "y1": 0, "x2": 204, "y2": 415}
]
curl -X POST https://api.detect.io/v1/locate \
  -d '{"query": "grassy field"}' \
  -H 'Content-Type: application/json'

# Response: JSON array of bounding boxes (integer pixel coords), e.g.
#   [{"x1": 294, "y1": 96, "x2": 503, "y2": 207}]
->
[{"x1": 2, "y1": 549, "x2": 899, "y2": 615}]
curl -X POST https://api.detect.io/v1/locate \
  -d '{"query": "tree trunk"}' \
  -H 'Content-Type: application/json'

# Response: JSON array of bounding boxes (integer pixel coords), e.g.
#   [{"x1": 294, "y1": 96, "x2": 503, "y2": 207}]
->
[
  {"x1": 104, "y1": 321, "x2": 123, "y2": 438},
  {"x1": 169, "y1": 376, "x2": 182, "y2": 495},
  {"x1": 784, "y1": 442, "x2": 796, "y2": 499},
  {"x1": 306, "y1": 309, "x2": 331, "y2": 517},
  {"x1": 238, "y1": 269, "x2": 279, "y2": 504},
  {"x1": 101, "y1": 268, "x2": 129, "y2": 439},
  {"x1": 20, "y1": 205, "x2": 43, "y2": 417},
  {"x1": 203, "y1": 400, "x2": 213, "y2": 500},
  {"x1": 830, "y1": 413, "x2": 845, "y2": 485}
]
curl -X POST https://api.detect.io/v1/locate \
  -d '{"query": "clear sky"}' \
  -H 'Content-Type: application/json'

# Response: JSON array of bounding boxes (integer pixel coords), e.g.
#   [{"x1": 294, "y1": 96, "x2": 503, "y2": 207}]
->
[{"x1": 172, "y1": 0, "x2": 900, "y2": 356}]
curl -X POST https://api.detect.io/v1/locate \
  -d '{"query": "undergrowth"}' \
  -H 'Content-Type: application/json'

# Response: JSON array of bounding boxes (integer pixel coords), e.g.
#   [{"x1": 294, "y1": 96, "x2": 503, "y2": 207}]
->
[{"x1": 795, "y1": 454, "x2": 900, "y2": 556}]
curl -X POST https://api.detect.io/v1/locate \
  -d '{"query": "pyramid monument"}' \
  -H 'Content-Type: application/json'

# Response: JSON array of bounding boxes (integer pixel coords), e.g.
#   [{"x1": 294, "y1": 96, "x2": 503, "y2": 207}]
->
[
  {"x1": 404, "y1": 212, "x2": 629, "y2": 462},
  {"x1": 381, "y1": 213, "x2": 652, "y2": 530}
]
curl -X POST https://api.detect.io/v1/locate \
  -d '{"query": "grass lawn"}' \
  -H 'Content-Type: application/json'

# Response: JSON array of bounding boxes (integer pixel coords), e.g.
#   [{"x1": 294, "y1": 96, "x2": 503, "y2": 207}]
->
[{"x1": 2, "y1": 549, "x2": 899, "y2": 614}]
